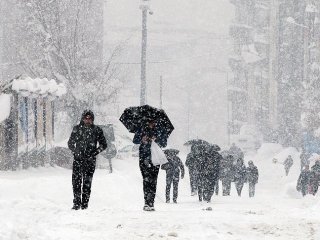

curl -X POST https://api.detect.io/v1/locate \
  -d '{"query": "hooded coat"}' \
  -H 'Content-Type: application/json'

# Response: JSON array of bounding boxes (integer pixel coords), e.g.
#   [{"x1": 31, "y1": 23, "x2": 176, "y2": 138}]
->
[{"x1": 68, "y1": 110, "x2": 107, "y2": 160}]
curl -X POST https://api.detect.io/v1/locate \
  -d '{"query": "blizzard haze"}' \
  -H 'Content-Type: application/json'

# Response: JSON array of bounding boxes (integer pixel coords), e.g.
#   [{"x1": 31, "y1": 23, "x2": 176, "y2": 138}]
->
[{"x1": 104, "y1": 0, "x2": 234, "y2": 148}]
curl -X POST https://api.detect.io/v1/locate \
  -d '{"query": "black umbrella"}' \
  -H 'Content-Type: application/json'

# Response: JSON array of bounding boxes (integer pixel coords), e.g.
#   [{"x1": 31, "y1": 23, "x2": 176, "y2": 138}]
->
[
  {"x1": 119, "y1": 105, "x2": 174, "y2": 136},
  {"x1": 184, "y1": 139, "x2": 211, "y2": 146},
  {"x1": 164, "y1": 149, "x2": 180, "y2": 155},
  {"x1": 184, "y1": 139, "x2": 221, "y2": 151}
]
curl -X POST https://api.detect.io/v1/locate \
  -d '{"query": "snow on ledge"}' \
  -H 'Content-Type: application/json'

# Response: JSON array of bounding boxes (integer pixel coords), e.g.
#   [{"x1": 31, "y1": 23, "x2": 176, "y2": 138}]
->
[
  {"x1": 0, "y1": 94, "x2": 11, "y2": 123},
  {"x1": 11, "y1": 77, "x2": 67, "y2": 98}
]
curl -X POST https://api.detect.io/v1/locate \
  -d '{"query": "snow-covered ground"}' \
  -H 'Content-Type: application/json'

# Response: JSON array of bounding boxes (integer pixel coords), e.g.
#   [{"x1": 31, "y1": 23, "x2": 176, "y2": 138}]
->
[{"x1": 0, "y1": 144, "x2": 319, "y2": 240}]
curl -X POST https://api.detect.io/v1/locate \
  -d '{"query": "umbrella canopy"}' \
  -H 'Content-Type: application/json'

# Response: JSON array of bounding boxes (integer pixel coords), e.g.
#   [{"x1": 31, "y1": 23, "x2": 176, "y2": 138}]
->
[
  {"x1": 119, "y1": 105, "x2": 174, "y2": 137},
  {"x1": 184, "y1": 139, "x2": 221, "y2": 152},
  {"x1": 164, "y1": 149, "x2": 180, "y2": 155},
  {"x1": 184, "y1": 139, "x2": 211, "y2": 146}
]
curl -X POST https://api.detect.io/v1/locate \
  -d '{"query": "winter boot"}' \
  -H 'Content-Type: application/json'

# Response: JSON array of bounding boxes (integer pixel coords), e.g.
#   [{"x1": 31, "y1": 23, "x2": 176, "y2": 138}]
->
[
  {"x1": 143, "y1": 205, "x2": 153, "y2": 211},
  {"x1": 71, "y1": 204, "x2": 81, "y2": 210},
  {"x1": 81, "y1": 203, "x2": 88, "y2": 210}
]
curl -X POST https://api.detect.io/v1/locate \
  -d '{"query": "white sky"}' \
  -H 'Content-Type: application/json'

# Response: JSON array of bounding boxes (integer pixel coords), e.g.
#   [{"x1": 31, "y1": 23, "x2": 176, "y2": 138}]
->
[
  {"x1": 103, "y1": 0, "x2": 235, "y2": 148},
  {"x1": 104, "y1": 0, "x2": 234, "y2": 46}
]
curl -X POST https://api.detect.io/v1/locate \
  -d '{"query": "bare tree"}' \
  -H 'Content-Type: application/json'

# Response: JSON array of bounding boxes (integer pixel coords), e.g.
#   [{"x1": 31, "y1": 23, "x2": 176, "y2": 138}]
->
[{"x1": 12, "y1": 0, "x2": 126, "y2": 123}]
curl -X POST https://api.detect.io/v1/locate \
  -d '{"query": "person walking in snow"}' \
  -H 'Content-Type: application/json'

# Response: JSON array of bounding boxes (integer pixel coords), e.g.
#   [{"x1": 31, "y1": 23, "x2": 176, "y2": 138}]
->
[
  {"x1": 195, "y1": 145, "x2": 221, "y2": 202},
  {"x1": 283, "y1": 155, "x2": 294, "y2": 176},
  {"x1": 297, "y1": 165, "x2": 311, "y2": 197},
  {"x1": 185, "y1": 145, "x2": 199, "y2": 196},
  {"x1": 246, "y1": 161, "x2": 259, "y2": 197},
  {"x1": 220, "y1": 152, "x2": 234, "y2": 196},
  {"x1": 161, "y1": 149, "x2": 185, "y2": 203},
  {"x1": 233, "y1": 158, "x2": 247, "y2": 197},
  {"x1": 310, "y1": 160, "x2": 320, "y2": 195},
  {"x1": 68, "y1": 110, "x2": 107, "y2": 210},
  {"x1": 133, "y1": 119, "x2": 168, "y2": 211}
]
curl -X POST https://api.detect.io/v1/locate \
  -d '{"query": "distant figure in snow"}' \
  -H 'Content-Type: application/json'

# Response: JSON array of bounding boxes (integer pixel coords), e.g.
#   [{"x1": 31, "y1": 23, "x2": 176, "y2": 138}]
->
[
  {"x1": 195, "y1": 145, "x2": 222, "y2": 202},
  {"x1": 310, "y1": 160, "x2": 320, "y2": 195},
  {"x1": 185, "y1": 145, "x2": 198, "y2": 196},
  {"x1": 161, "y1": 149, "x2": 185, "y2": 203},
  {"x1": 246, "y1": 161, "x2": 259, "y2": 197},
  {"x1": 296, "y1": 165, "x2": 311, "y2": 197},
  {"x1": 233, "y1": 158, "x2": 247, "y2": 196},
  {"x1": 283, "y1": 155, "x2": 294, "y2": 176},
  {"x1": 219, "y1": 152, "x2": 234, "y2": 196},
  {"x1": 68, "y1": 110, "x2": 107, "y2": 210}
]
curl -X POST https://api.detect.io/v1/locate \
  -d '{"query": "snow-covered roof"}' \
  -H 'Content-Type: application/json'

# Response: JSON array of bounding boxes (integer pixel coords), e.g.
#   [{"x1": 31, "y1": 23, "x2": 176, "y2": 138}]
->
[
  {"x1": 0, "y1": 94, "x2": 11, "y2": 123},
  {"x1": 11, "y1": 77, "x2": 67, "y2": 98}
]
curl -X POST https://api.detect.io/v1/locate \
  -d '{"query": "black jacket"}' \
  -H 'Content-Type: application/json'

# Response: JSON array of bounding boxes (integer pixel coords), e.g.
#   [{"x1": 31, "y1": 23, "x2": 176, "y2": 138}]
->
[
  {"x1": 246, "y1": 165, "x2": 259, "y2": 184},
  {"x1": 133, "y1": 126, "x2": 167, "y2": 166},
  {"x1": 233, "y1": 161, "x2": 247, "y2": 183},
  {"x1": 68, "y1": 123, "x2": 107, "y2": 160},
  {"x1": 220, "y1": 155, "x2": 234, "y2": 181},
  {"x1": 297, "y1": 169, "x2": 311, "y2": 190},
  {"x1": 161, "y1": 155, "x2": 185, "y2": 179}
]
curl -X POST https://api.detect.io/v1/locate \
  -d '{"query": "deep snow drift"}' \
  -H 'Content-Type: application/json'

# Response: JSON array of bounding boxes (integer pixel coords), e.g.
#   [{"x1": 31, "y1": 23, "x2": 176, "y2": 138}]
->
[{"x1": 0, "y1": 144, "x2": 319, "y2": 240}]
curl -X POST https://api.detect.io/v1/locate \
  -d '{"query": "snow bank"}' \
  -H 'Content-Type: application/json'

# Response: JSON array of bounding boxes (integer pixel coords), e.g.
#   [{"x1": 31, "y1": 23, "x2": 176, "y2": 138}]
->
[
  {"x1": 271, "y1": 147, "x2": 300, "y2": 164},
  {"x1": 256, "y1": 143, "x2": 283, "y2": 160},
  {"x1": 0, "y1": 94, "x2": 11, "y2": 123}
]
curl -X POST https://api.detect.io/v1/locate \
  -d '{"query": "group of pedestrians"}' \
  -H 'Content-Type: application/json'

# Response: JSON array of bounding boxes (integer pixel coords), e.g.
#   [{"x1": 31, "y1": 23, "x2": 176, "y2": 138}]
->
[
  {"x1": 185, "y1": 144, "x2": 259, "y2": 201},
  {"x1": 67, "y1": 110, "x2": 260, "y2": 211},
  {"x1": 297, "y1": 160, "x2": 320, "y2": 196}
]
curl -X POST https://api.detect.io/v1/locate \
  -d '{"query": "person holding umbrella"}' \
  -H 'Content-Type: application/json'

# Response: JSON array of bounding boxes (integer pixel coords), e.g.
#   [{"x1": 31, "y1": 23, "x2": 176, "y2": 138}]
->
[
  {"x1": 120, "y1": 105, "x2": 174, "y2": 211},
  {"x1": 161, "y1": 149, "x2": 185, "y2": 203}
]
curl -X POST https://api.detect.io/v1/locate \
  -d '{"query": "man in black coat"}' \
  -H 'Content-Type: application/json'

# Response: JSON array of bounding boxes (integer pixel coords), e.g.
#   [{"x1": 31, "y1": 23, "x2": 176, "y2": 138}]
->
[
  {"x1": 161, "y1": 149, "x2": 185, "y2": 203},
  {"x1": 68, "y1": 110, "x2": 107, "y2": 210},
  {"x1": 133, "y1": 120, "x2": 167, "y2": 211},
  {"x1": 246, "y1": 160, "x2": 259, "y2": 197}
]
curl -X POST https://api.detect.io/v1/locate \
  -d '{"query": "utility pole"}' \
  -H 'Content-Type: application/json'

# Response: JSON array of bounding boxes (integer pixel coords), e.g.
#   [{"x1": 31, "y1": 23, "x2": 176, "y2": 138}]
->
[
  {"x1": 160, "y1": 75, "x2": 163, "y2": 109},
  {"x1": 139, "y1": 0, "x2": 152, "y2": 106}
]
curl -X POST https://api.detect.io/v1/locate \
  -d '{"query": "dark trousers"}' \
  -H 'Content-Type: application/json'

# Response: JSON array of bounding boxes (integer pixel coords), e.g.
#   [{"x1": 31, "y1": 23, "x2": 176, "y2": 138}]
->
[
  {"x1": 140, "y1": 162, "x2": 160, "y2": 207},
  {"x1": 72, "y1": 159, "x2": 96, "y2": 207},
  {"x1": 189, "y1": 168, "x2": 198, "y2": 194},
  {"x1": 198, "y1": 175, "x2": 216, "y2": 202},
  {"x1": 222, "y1": 179, "x2": 231, "y2": 196},
  {"x1": 235, "y1": 181, "x2": 244, "y2": 196},
  {"x1": 301, "y1": 184, "x2": 308, "y2": 196},
  {"x1": 249, "y1": 182, "x2": 256, "y2": 197},
  {"x1": 285, "y1": 167, "x2": 290, "y2": 176},
  {"x1": 214, "y1": 180, "x2": 219, "y2": 195},
  {"x1": 166, "y1": 175, "x2": 179, "y2": 202}
]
